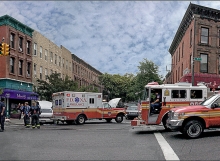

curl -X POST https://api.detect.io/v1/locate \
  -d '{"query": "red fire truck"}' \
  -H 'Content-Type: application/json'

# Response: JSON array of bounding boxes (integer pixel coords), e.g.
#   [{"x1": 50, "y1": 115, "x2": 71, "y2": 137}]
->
[{"x1": 131, "y1": 81, "x2": 209, "y2": 131}]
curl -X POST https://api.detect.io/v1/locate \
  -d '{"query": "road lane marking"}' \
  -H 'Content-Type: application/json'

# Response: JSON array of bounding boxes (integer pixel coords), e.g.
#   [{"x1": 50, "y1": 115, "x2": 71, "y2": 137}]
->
[{"x1": 154, "y1": 132, "x2": 180, "y2": 161}]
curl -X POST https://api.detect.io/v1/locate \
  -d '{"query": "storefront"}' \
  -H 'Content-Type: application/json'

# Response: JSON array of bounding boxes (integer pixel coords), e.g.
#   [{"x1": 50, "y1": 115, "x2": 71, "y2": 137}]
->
[{"x1": 0, "y1": 89, "x2": 38, "y2": 118}]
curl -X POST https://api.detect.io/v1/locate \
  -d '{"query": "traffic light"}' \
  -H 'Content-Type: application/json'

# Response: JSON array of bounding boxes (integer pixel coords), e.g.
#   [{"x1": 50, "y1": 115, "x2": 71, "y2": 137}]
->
[
  {"x1": 4, "y1": 43, "x2": 10, "y2": 56},
  {"x1": 0, "y1": 43, "x2": 4, "y2": 56}
]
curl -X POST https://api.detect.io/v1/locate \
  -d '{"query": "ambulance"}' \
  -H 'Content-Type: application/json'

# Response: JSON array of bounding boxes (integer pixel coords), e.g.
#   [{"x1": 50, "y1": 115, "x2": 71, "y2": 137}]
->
[
  {"x1": 131, "y1": 81, "x2": 209, "y2": 131},
  {"x1": 51, "y1": 91, "x2": 125, "y2": 125}
]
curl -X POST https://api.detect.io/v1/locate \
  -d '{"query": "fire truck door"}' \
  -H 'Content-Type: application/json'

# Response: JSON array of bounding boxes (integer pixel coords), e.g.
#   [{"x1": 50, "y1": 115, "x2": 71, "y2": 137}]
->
[{"x1": 148, "y1": 88, "x2": 162, "y2": 124}]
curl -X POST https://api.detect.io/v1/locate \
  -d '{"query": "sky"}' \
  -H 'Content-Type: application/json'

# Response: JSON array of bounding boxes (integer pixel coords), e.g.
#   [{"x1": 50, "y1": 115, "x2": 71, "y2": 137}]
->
[{"x1": 1, "y1": 1, "x2": 220, "y2": 79}]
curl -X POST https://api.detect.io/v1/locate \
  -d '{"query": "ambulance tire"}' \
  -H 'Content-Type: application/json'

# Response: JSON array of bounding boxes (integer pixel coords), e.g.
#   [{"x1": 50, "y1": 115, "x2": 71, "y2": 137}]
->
[
  {"x1": 105, "y1": 118, "x2": 112, "y2": 123},
  {"x1": 115, "y1": 115, "x2": 123, "y2": 123},
  {"x1": 183, "y1": 120, "x2": 204, "y2": 139},
  {"x1": 76, "y1": 115, "x2": 86, "y2": 125}
]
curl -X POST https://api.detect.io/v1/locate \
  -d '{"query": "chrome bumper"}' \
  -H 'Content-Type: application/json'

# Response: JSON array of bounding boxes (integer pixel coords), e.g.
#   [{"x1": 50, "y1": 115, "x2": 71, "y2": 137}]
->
[{"x1": 167, "y1": 119, "x2": 184, "y2": 131}]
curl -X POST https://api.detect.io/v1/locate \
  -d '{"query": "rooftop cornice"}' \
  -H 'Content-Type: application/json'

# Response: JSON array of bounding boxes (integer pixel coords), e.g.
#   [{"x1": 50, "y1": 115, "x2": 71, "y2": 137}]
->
[
  {"x1": 0, "y1": 15, "x2": 34, "y2": 37},
  {"x1": 169, "y1": 3, "x2": 220, "y2": 55}
]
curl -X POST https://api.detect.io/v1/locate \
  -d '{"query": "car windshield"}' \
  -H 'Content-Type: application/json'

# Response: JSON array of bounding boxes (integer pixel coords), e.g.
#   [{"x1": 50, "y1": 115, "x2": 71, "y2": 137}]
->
[
  {"x1": 200, "y1": 94, "x2": 219, "y2": 106},
  {"x1": 127, "y1": 106, "x2": 138, "y2": 110},
  {"x1": 41, "y1": 109, "x2": 52, "y2": 113}
]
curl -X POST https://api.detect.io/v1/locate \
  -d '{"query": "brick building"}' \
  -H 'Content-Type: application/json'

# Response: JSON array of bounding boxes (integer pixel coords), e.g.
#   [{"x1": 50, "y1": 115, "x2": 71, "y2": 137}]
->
[
  {"x1": 32, "y1": 31, "x2": 103, "y2": 94},
  {"x1": 165, "y1": 3, "x2": 220, "y2": 90},
  {"x1": 0, "y1": 15, "x2": 38, "y2": 118}
]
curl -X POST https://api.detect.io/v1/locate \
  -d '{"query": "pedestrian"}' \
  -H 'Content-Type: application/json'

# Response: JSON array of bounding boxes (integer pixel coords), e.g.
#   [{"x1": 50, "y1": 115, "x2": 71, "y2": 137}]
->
[
  {"x1": 30, "y1": 102, "x2": 40, "y2": 129},
  {"x1": 0, "y1": 98, "x2": 6, "y2": 132},
  {"x1": 22, "y1": 102, "x2": 30, "y2": 128}
]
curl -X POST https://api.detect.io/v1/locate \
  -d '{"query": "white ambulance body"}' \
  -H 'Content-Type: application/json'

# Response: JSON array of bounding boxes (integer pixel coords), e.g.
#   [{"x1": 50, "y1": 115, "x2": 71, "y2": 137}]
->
[{"x1": 52, "y1": 91, "x2": 125, "y2": 125}]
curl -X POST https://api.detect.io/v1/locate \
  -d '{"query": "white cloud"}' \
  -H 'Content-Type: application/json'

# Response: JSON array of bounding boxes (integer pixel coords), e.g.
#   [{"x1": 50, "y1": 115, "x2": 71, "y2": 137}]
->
[{"x1": 1, "y1": 1, "x2": 219, "y2": 79}]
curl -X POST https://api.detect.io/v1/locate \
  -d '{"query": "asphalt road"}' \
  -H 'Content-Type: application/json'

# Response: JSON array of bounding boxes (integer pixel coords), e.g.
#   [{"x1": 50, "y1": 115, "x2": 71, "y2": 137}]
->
[{"x1": 1, "y1": 118, "x2": 220, "y2": 160}]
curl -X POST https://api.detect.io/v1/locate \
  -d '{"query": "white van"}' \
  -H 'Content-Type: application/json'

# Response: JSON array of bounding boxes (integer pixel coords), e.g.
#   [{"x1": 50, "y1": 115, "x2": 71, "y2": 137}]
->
[{"x1": 38, "y1": 101, "x2": 53, "y2": 124}]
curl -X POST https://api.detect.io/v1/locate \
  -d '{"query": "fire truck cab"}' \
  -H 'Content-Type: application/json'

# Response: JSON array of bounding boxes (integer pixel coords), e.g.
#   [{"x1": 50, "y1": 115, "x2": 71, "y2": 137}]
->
[{"x1": 131, "y1": 81, "x2": 208, "y2": 130}]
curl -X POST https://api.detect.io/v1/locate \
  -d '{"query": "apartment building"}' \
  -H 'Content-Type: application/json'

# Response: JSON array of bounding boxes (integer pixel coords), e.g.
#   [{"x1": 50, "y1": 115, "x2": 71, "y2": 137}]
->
[
  {"x1": 32, "y1": 31, "x2": 103, "y2": 92},
  {"x1": 0, "y1": 15, "x2": 38, "y2": 118},
  {"x1": 165, "y1": 3, "x2": 220, "y2": 90}
]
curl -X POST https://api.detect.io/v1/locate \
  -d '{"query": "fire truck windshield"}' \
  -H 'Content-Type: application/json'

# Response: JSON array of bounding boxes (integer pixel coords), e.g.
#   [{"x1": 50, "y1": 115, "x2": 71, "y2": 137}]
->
[{"x1": 142, "y1": 88, "x2": 149, "y2": 100}]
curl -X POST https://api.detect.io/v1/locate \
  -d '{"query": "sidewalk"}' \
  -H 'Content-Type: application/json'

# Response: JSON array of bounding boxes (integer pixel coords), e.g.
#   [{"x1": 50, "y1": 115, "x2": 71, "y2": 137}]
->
[{"x1": 5, "y1": 118, "x2": 24, "y2": 125}]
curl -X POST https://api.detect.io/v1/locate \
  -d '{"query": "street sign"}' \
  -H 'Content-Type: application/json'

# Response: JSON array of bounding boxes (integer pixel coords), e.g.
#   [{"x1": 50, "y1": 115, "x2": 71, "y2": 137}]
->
[{"x1": 193, "y1": 57, "x2": 202, "y2": 61}]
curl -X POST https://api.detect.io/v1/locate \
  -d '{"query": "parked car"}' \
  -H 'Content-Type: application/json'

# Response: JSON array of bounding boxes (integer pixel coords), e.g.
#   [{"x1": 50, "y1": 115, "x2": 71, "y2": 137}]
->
[
  {"x1": 125, "y1": 105, "x2": 140, "y2": 120},
  {"x1": 38, "y1": 101, "x2": 53, "y2": 125}
]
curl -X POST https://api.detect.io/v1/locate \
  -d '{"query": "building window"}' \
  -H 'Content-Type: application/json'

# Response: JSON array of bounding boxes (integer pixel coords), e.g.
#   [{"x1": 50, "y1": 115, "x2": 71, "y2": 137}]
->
[
  {"x1": 50, "y1": 52, "x2": 53, "y2": 63},
  {"x1": 66, "y1": 60, "x2": 68, "y2": 69},
  {"x1": 50, "y1": 69, "x2": 53, "y2": 75},
  {"x1": 63, "y1": 58, "x2": 65, "y2": 67},
  {"x1": 190, "y1": 29, "x2": 192, "y2": 47},
  {"x1": 59, "y1": 56, "x2": 61, "y2": 66},
  {"x1": 55, "y1": 54, "x2": 57, "y2": 65},
  {"x1": 182, "y1": 42, "x2": 184, "y2": 58},
  {"x1": 69, "y1": 62, "x2": 71, "y2": 71},
  {"x1": 18, "y1": 37, "x2": 23, "y2": 52},
  {"x1": 45, "y1": 68, "x2": 48, "y2": 79},
  {"x1": 40, "y1": 66, "x2": 42, "y2": 79},
  {"x1": 200, "y1": 54, "x2": 208, "y2": 73},
  {"x1": 10, "y1": 33, "x2": 15, "y2": 49},
  {"x1": 40, "y1": 46, "x2": 42, "y2": 58},
  {"x1": 45, "y1": 50, "x2": 48, "y2": 61},
  {"x1": 34, "y1": 64, "x2": 37, "y2": 77},
  {"x1": 10, "y1": 57, "x2": 15, "y2": 73},
  {"x1": 18, "y1": 60, "x2": 23, "y2": 75},
  {"x1": 27, "y1": 41, "x2": 31, "y2": 55},
  {"x1": 34, "y1": 43, "x2": 37, "y2": 56},
  {"x1": 27, "y1": 62, "x2": 31, "y2": 77},
  {"x1": 201, "y1": 27, "x2": 209, "y2": 44}
]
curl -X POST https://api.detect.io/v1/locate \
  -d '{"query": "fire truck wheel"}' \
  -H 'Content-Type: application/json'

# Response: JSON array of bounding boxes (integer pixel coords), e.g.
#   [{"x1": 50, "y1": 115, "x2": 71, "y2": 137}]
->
[
  {"x1": 105, "y1": 119, "x2": 112, "y2": 123},
  {"x1": 76, "y1": 115, "x2": 86, "y2": 125},
  {"x1": 162, "y1": 115, "x2": 171, "y2": 131},
  {"x1": 115, "y1": 115, "x2": 123, "y2": 123},
  {"x1": 183, "y1": 120, "x2": 204, "y2": 139}
]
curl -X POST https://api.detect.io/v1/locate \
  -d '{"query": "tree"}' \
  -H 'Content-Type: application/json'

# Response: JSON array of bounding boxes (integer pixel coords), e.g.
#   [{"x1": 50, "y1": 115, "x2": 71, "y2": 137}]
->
[
  {"x1": 135, "y1": 58, "x2": 163, "y2": 99},
  {"x1": 36, "y1": 72, "x2": 78, "y2": 101}
]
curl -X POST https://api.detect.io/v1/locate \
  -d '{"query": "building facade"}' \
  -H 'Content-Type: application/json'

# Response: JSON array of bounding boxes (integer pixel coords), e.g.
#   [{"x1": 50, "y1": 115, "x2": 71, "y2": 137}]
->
[
  {"x1": 0, "y1": 15, "x2": 38, "y2": 118},
  {"x1": 165, "y1": 3, "x2": 220, "y2": 89}
]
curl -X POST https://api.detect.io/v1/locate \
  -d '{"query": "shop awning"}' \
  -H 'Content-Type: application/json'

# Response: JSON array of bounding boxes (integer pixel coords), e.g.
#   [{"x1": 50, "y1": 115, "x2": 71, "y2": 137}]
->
[{"x1": 0, "y1": 89, "x2": 38, "y2": 100}]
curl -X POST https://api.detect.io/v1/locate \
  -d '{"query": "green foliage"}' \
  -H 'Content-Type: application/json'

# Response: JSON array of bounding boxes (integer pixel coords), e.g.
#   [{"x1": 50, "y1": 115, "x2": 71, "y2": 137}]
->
[
  {"x1": 36, "y1": 72, "x2": 78, "y2": 101},
  {"x1": 99, "y1": 58, "x2": 163, "y2": 102}
]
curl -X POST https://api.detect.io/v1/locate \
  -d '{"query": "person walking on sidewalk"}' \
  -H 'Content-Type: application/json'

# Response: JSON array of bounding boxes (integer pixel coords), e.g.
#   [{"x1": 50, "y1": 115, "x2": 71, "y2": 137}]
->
[
  {"x1": 30, "y1": 102, "x2": 40, "y2": 129},
  {"x1": 22, "y1": 102, "x2": 31, "y2": 128},
  {"x1": 0, "y1": 98, "x2": 6, "y2": 132}
]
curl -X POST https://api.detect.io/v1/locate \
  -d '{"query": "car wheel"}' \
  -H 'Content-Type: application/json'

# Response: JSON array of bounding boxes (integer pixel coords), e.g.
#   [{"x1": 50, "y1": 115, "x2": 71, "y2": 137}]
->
[
  {"x1": 76, "y1": 115, "x2": 86, "y2": 125},
  {"x1": 115, "y1": 115, "x2": 123, "y2": 123},
  {"x1": 183, "y1": 120, "x2": 204, "y2": 139}
]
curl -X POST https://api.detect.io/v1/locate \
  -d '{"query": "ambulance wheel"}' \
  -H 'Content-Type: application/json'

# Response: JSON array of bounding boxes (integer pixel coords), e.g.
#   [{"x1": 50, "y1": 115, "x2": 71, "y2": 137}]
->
[
  {"x1": 183, "y1": 120, "x2": 204, "y2": 139},
  {"x1": 105, "y1": 118, "x2": 112, "y2": 123},
  {"x1": 115, "y1": 115, "x2": 123, "y2": 123},
  {"x1": 76, "y1": 115, "x2": 86, "y2": 125}
]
